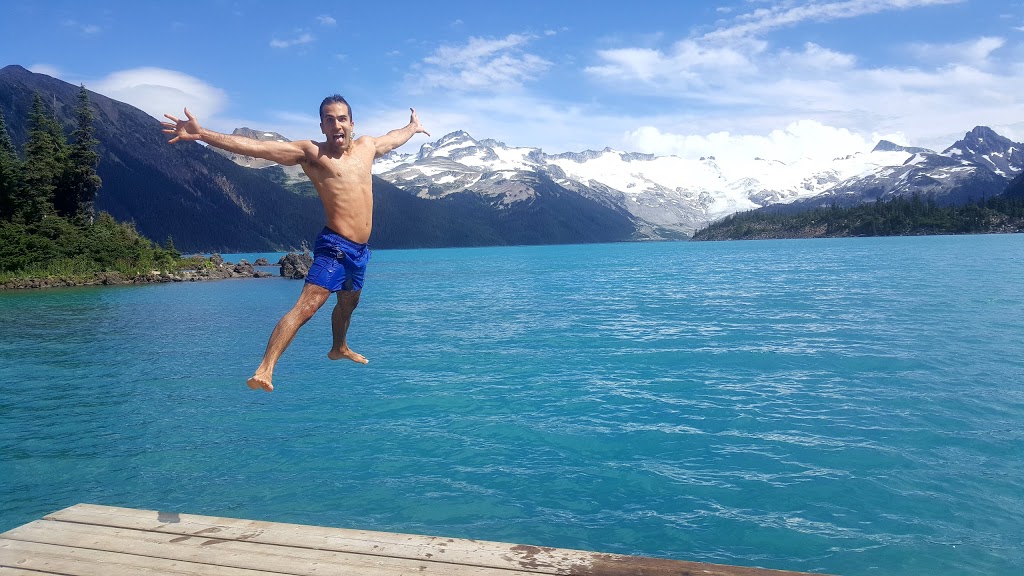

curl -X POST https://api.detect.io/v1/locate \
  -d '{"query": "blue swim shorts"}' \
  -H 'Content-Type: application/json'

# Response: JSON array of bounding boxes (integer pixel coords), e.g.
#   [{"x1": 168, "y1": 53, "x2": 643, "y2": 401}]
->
[{"x1": 304, "y1": 227, "x2": 371, "y2": 292}]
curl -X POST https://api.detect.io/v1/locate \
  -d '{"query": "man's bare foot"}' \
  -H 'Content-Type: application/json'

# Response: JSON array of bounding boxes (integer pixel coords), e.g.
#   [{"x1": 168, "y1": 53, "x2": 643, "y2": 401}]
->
[
  {"x1": 328, "y1": 347, "x2": 368, "y2": 364},
  {"x1": 246, "y1": 375, "x2": 274, "y2": 392}
]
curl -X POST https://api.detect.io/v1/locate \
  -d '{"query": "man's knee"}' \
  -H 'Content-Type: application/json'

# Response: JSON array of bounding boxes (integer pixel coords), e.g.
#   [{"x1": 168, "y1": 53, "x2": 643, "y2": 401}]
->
[
  {"x1": 337, "y1": 290, "x2": 361, "y2": 311},
  {"x1": 295, "y1": 285, "x2": 330, "y2": 318}
]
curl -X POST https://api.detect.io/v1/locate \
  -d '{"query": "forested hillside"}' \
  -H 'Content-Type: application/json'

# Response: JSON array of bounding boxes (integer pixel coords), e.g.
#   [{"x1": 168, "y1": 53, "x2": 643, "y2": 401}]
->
[
  {"x1": 0, "y1": 87, "x2": 183, "y2": 282},
  {"x1": 693, "y1": 193, "x2": 1024, "y2": 240}
]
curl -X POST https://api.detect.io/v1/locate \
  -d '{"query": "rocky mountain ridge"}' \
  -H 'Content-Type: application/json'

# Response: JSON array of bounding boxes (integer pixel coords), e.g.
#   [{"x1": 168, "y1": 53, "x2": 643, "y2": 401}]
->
[
  {"x1": 4, "y1": 64, "x2": 1018, "y2": 250},
  {"x1": 0, "y1": 65, "x2": 642, "y2": 250},
  {"x1": 0, "y1": 64, "x2": 327, "y2": 252},
  {"x1": 368, "y1": 127, "x2": 1022, "y2": 236}
]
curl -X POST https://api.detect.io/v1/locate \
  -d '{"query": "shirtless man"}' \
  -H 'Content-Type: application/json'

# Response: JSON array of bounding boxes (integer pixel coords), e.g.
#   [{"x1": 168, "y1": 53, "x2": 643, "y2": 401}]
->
[{"x1": 162, "y1": 95, "x2": 429, "y2": 392}]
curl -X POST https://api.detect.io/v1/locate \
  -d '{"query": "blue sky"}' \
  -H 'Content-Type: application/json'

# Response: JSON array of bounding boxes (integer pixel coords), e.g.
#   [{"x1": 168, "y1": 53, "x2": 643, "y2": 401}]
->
[{"x1": 2, "y1": 0, "x2": 1022, "y2": 162}]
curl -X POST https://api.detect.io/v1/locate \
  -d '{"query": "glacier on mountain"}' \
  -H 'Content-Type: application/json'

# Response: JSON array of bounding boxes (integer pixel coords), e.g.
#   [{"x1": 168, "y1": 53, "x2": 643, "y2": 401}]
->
[{"x1": 371, "y1": 129, "x2": 1005, "y2": 237}]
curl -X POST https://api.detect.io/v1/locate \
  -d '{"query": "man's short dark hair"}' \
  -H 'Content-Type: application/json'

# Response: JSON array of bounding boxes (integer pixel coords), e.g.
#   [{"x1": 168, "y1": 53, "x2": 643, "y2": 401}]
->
[{"x1": 320, "y1": 95, "x2": 352, "y2": 121}]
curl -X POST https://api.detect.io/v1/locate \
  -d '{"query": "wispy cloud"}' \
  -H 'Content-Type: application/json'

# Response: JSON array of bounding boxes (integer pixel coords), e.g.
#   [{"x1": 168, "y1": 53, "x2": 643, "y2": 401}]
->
[
  {"x1": 412, "y1": 34, "x2": 552, "y2": 93},
  {"x1": 576, "y1": 0, "x2": 1020, "y2": 159},
  {"x1": 703, "y1": 0, "x2": 966, "y2": 41},
  {"x1": 270, "y1": 32, "x2": 315, "y2": 49},
  {"x1": 907, "y1": 36, "x2": 1006, "y2": 67},
  {"x1": 316, "y1": 15, "x2": 336, "y2": 26},
  {"x1": 28, "y1": 64, "x2": 63, "y2": 79}
]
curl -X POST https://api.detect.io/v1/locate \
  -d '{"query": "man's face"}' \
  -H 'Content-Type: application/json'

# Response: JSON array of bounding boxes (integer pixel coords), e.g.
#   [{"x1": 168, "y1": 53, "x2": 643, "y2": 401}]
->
[{"x1": 320, "y1": 102, "x2": 354, "y2": 152}]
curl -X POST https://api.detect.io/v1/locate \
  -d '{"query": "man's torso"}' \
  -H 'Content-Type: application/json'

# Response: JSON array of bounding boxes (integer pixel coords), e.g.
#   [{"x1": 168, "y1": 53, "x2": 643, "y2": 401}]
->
[{"x1": 300, "y1": 138, "x2": 376, "y2": 244}]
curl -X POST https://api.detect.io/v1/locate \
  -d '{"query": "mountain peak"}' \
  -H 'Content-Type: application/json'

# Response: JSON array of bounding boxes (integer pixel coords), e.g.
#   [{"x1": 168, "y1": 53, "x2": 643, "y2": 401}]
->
[
  {"x1": 965, "y1": 126, "x2": 1000, "y2": 139},
  {"x1": 418, "y1": 130, "x2": 475, "y2": 148},
  {"x1": 872, "y1": 140, "x2": 933, "y2": 154},
  {"x1": 0, "y1": 65, "x2": 47, "y2": 83},
  {"x1": 231, "y1": 127, "x2": 290, "y2": 142},
  {"x1": 950, "y1": 126, "x2": 1011, "y2": 151},
  {"x1": 942, "y1": 126, "x2": 1022, "y2": 177},
  {"x1": 414, "y1": 130, "x2": 490, "y2": 162},
  {"x1": 437, "y1": 130, "x2": 474, "y2": 143}
]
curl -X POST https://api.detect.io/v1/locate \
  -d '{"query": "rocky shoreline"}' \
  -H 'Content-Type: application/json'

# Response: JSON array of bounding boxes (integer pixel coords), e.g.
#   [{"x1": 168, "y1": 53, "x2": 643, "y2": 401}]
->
[{"x1": 1, "y1": 252, "x2": 314, "y2": 290}]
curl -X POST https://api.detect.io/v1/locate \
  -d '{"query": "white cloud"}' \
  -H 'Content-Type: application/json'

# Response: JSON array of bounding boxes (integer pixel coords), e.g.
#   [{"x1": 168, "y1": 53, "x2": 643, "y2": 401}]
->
[
  {"x1": 587, "y1": 40, "x2": 758, "y2": 87},
  {"x1": 89, "y1": 68, "x2": 228, "y2": 122},
  {"x1": 316, "y1": 15, "x2": 336, "y2": 26},
  {"x1": 28, "y1": 64, "x2": 63, "y2": 78},
  {"x1": 270, "y1": 33, "x2": 314, "y2": 49},
  {"x1": 413, "y1": 34, "x2": 552, "y2": 92},
  {"x1": 704, "y1": 0, "x2": 966, "y2": 41},
  {"x1": 908, "y1": 36, "x2": 1006, "y2": 67},
  {"x1": 579, "y1": 0, "x2": 1022, "y2": 158},
  {"x1": 779, "y1": 42, "x2": 857, "y2": 70},
  {"x1": 623, "y1": 120, "x2": 906, "y2": 163}
]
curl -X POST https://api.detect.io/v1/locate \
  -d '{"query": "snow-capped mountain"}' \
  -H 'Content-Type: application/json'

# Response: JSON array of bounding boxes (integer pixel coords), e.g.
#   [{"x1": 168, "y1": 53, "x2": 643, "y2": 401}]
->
[
  {"x1": 373, "y1": 127, "x2": 1020, "y2": 236},
  {"x1": 943, "y1": 126, "x2": 1024, "y2": 179},
  {"x1": 210, "y1": 128, "x2": 314, "y2": 194},
  {"x1": 214, "y1": 128, "x2": 290, "y2": 168},
  {"x1": 786, "y1": 135, "x2": 1016, "y2": 211},
  {"x1": 214, "y1": 123, "x2": 1020, "y2": 239}
]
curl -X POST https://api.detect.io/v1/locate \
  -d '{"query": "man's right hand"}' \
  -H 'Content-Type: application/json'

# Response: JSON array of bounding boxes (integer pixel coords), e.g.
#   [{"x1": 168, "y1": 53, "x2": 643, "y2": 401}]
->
[
  {"x1": 409, "y1": 108, "x2": 430, "y2": 137},
  {"x1": 162, "y1": 108, "x2": 203, "y2": 144}
]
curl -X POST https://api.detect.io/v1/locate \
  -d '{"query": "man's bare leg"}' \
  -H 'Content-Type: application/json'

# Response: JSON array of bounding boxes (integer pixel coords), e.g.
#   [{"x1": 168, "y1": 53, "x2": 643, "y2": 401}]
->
[
  {"x1": 327, "y1": 289, "x2": 368, "y2": 364},
  {"x1": 248, "y1": 282, "x2": 331, "y2": 391}
]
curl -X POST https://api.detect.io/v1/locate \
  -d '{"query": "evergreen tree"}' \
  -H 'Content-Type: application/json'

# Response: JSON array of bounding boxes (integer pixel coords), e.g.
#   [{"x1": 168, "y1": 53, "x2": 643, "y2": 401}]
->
[
  {"x1": 63, "y1": 85, "x2": 102, "y2": 221},
  {"x1": 0, "y1": 108, "x2": 21, "y2": 222},
  {"x1": 21, "y1": 92, "x2": 68, "y2": 223}
]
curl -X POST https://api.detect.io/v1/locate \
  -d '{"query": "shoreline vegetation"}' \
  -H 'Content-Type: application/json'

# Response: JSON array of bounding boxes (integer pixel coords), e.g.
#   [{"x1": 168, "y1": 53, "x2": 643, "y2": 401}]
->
[
  {"x1": 692, "y1": 193, "x2": 1024, "y2": 240},
  {"x1": 0, "y1": 87, "x2": 308, "y2": 291},
  {"x1": 0, "y1": 251, "x2": 279, "y2": 291}
]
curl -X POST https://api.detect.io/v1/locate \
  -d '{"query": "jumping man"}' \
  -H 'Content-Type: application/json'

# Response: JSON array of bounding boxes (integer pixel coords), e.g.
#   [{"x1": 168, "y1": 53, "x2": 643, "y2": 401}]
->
[{"x1": 162, "y1": 96, "x2": 429, "y2": 392}]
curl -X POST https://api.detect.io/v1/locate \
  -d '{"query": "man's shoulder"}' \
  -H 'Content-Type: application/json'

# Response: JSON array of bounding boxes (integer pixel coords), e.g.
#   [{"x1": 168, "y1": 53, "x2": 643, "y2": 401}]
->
[
  {"x1": 299, "y1": 140, "x2": 328, "y2": 159},
  {"x1": 354, "y1": 136, "x2": 379, "y2": 158},
  {"x1": 354, "y1": 135, "x2": 376, "y2": 148}
]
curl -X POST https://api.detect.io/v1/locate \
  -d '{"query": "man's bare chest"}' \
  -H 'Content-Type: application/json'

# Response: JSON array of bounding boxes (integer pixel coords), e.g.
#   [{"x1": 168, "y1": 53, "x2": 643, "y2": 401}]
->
[{"x1": 304, "y1": 155, "x2": 371, "y2": 184}]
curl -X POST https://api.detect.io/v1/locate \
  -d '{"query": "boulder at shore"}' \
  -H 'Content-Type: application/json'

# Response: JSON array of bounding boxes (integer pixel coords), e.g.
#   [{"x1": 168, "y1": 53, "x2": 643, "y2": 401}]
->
[{"x1": 278, "y1": 252, "x2": 313, "y2": 279}]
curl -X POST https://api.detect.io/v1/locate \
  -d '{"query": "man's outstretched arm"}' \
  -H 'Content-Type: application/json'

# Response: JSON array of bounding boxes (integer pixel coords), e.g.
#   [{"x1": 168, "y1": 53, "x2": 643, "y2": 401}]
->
[
  {"x1": 373, "y1": 108, "x2": 431, "y2": 158},
  {"x1": 162, "y1": 108, "x2": 311, "y2": 166}
]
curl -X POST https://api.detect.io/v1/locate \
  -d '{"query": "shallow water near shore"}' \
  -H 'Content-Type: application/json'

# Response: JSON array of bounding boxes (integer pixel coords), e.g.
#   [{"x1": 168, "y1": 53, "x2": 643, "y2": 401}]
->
[{"x1": 2, "y1": 235, "x2": 1023, "y2": 575}]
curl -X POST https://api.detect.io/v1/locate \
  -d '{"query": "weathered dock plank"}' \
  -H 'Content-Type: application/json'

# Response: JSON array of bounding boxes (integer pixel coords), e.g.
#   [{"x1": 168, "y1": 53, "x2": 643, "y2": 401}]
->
[
  {"x1": 0, "y1": 538, "x2": 284, "y2": 576},
  {"x1": 0, "y1": 504, "x2": 825, "y2": 576}
]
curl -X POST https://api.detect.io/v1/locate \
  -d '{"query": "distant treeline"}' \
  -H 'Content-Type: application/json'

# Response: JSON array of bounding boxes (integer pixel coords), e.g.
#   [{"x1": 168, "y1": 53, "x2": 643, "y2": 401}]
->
[
  {"x1": 693, "y1": 192, "x2": 1024, "y2": 241},
  {"x1": 0, "y1": 87, "x2": 182, "y2": 282}
]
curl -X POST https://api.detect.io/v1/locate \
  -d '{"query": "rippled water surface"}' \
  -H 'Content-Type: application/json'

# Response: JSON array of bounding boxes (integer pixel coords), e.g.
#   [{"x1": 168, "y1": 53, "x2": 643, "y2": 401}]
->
[{"x1": 2, "y1": 235, "x2": 1023, "y2": 575}]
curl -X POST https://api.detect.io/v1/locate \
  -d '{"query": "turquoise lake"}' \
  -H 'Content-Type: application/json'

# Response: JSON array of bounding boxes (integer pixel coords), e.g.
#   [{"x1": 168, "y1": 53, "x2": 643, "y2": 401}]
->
[{"x1": 1, "y1": 235, "x2": 1022, "y2": 575}]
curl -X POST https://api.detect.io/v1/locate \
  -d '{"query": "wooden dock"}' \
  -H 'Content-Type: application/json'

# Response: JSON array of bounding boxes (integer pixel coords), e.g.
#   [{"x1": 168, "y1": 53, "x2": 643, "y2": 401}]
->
[{"x1": 0, "y1": 504, "x2": 822, "y2": 575}]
